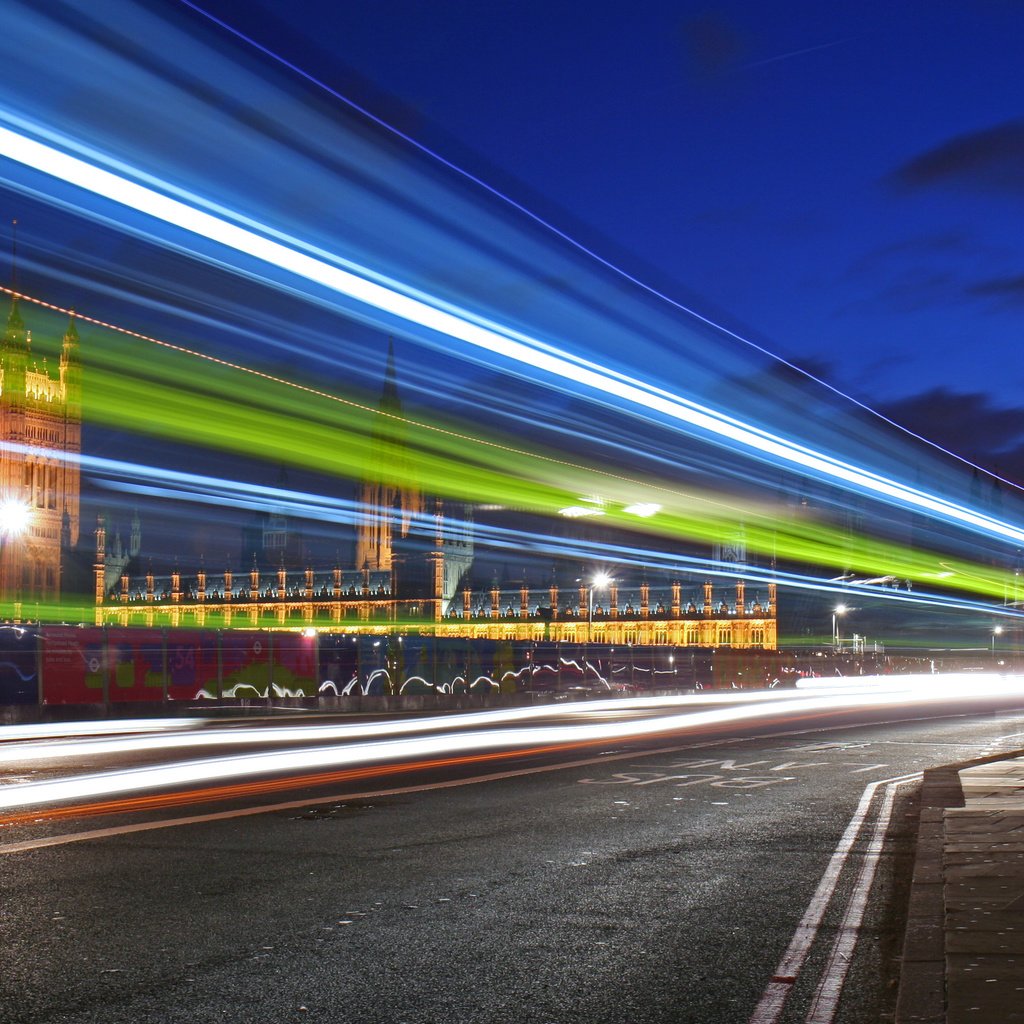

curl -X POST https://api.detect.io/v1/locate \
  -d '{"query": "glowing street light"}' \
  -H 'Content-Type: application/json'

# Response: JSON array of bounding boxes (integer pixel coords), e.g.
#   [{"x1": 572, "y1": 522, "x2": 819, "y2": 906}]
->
[
  {"x1": 832, "y1": 604, "x2": 848, "y2": 650},
  {"x1": 0, "y1": 499, "x2": 31, "y2": 537},
  {"x1": 0, "y1": 498, "x2": 32, "y2": 612},
  {"x1": 992, "y1": 625, "x2": 1004, "y2": 656},
  {"x1": 578, "y1": 572, "x2": 613, "y2": 689},
  {"x1": 578, "y1": 572, "x2": 613, "y2": 646},
  {"x1": 589, "y1": 572, "x2": 613, "y2": 638}
]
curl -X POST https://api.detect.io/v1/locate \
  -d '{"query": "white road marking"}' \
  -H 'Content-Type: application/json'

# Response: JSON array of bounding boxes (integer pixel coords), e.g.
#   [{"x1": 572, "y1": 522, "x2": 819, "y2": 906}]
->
[
  {"x1": 747, "y1": 771, "x2": 921, "y2": 1024},
  {"x1": 804, "y1": 776, "x2": 919, "y2": 1023},
  {"x1": 579, "y1": 755, "x2": 892, "y2": 785}
]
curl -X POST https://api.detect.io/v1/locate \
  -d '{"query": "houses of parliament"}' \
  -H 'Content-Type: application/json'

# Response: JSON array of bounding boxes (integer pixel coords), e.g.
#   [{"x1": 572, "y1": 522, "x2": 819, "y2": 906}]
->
[
  {"x1": 0, "y1": 292, "x2": 777, "y2": 650},
  {"x1": 0, "y1": 293, "x2": 80, "y2": 604}
]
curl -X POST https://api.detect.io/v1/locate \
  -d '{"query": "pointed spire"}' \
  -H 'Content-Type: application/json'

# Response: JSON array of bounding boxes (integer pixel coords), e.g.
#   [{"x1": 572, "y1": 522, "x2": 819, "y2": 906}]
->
[
  {"x1": 2, "y1": 288, "x2": 28, "y2": 402},
  {"x1": 380, "y1": 336, "x2": 401, "y2": 412},
  {"x1": 6, "y1": 294, "x2": 23, "y2": 331},
  {"x1": 10, "y1": 218, "x2": 18, "y2": 291},
  {"x1": 5, "y1": 223, "x2": 26, "y2": 345},
  {"x1": 64, "y1": 310, "x2": 79, "y2": 345}
]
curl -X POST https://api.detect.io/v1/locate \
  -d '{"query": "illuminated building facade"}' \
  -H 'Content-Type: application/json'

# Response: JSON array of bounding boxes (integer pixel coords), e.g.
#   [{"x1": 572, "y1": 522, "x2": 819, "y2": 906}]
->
[
  {"x1": 92, "y1": 549, "x2": 777, "y2": 649},
  {"x1": 90, "y1": 333, "x2": 776, "y2": 648},
  {"x1": 0, "y1": 297, "x2": 80, "y2": 604}
]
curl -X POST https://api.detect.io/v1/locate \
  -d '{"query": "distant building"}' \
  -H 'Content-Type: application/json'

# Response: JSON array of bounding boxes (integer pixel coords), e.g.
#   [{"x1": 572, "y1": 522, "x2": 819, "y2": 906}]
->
[
  {"x1": 354, "y1": 339, "x2": 423, "y2": 574},
  {"x1": 240, "y1": 467, "x2": 306, "y2": 572},
  {"x1": 94, "y1": 337, "x2": 776, "y2": 647},
  {"x1": 0, "y1": 296, "x2": 80, "y2": 604},
  {"x1": 354, "y1": 340, "x2": 473, "y2": 615},
  {"x1": 101, "y1": 509, "x2": 141, "y2": 594}
]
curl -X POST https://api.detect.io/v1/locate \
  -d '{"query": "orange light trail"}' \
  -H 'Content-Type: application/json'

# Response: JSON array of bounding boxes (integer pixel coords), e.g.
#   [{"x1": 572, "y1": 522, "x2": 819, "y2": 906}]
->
[
  {"x1": 0, "y1": 700, "x2": 928, "y2": 829},
  {"x1": 0, "y1": 739, "x2": 601, "y2": 828},
  {"x1": 4, "y1": 676, "x2": 1021, "y2": 817}
]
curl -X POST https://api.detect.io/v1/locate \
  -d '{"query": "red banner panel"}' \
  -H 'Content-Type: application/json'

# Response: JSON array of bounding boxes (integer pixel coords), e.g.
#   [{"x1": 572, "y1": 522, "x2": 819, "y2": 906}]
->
[
  {"x1": 104, "y1": 627, "x2": 164, "y2": 701},
  {"x1": 166, "y1": 630, "x2": 219, "y2": 700},
  {"x1": 271, "y1": 633, "x2": 318, "y2": 697},
  {"x1": 218, "y1": 631, "x2": 271, "y2": 698},
  {"x1": 42, "y1": 626, "x2": 106, "y2": 704},
  {"x1": 215, "y1": 631, "x2": 316, "y2": 698}
]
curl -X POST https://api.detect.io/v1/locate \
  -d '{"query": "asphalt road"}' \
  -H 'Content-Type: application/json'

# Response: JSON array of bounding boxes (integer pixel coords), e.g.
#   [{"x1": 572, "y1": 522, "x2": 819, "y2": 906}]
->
[{"x1": 3, "y1": 698, "x2": 1024, "y2": 1024}]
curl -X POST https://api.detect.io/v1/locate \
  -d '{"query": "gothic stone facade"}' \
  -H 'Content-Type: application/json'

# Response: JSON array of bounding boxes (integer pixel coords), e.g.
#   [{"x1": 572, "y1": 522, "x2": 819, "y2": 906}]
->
[{"x1": 0, "y1": 297, "x2": 81, "y2": 604}]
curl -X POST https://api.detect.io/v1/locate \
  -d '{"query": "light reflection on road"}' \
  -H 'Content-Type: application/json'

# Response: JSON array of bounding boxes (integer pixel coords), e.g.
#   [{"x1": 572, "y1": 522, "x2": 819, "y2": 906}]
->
[{"x1": 0, "y1": 673, "x2": 1021, "y2": 815}]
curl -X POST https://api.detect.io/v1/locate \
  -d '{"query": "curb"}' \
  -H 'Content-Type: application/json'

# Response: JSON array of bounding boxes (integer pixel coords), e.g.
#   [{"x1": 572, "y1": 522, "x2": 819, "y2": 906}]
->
[
  {"x1": 895, "y1": 766, "x2": 963, "y2": 1023},
  {"x1": 894, "y1": 749, "x2": 1024, "y2": 1023}
]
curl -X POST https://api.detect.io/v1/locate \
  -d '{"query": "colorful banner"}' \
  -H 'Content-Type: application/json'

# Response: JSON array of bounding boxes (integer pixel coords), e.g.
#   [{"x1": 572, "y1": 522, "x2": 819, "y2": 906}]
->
[
  {"x1": 41, "y1": 626, "x2": 106, "y2": 704},
  {"x1": 0, "y1": 625, "x2": 39, "y2": 705},
  {"x1": 24, "y1": 628, "x2": 731, "y2": 705}
]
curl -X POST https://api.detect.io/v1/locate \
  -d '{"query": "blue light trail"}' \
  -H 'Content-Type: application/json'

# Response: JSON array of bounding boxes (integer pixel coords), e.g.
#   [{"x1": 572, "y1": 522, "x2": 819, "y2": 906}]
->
[{"x1": 0, "y1": 117, "x2": 1020, "y2": 552}]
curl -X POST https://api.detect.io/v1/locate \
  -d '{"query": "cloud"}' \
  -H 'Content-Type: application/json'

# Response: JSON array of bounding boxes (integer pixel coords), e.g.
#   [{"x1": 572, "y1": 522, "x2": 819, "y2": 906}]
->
[
  {"x1": 878, "y1": 387, "x2": 1024, "y2": 480},
  {"x1": 832, "y1": 268, "x2": 961, "y2": 318},
  {"x1": 681, "y1": 12, "x2": 745, "y2": 78},
  {"x1": 966, "y1": 273, "x2": 1024, "y2": 306},
  {"x1": 848, "y1": 232, "x2": 972, "y2": 277},
  {"x1": 888, "y1": 119, "x2": 1024, "y2": 194},
  {"x1": 874, "y1": 270, "x2": 961, "y2": 313}
]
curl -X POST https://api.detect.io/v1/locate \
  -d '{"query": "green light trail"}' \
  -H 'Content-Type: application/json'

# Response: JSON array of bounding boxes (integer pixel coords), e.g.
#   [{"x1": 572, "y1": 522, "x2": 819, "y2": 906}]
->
[{"x1": 69, "y1": 325, "x2": 1020, "y2": 607}]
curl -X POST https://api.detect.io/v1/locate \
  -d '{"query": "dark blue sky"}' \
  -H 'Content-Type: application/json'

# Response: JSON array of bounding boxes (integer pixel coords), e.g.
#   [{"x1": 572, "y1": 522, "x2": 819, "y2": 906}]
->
[
  {"x1": 0, "y1": 0, "x2": 1018, "y2": 588},
  {"x1": 193, "y1": 0, "x2": 1024, "y2": 477}
]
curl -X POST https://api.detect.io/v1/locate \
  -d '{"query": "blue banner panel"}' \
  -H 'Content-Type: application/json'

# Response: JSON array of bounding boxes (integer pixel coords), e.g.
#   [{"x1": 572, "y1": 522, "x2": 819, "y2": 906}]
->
[
  {"x1": 0, "y1": 625, "x2": 38, "y2": 704},
  {"x1": 317, "y1": 634, "x2": 359, "y2": 696},
  {"x1": 167, "y1": 630, "x2": 220, "y2": 700}
]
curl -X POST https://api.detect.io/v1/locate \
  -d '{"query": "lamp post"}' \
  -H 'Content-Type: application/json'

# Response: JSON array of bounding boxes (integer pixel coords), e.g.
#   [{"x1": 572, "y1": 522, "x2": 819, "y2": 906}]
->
[
  {"x1": 588, "y1": 572, "x2": 612, "y2": 643},
  {"x1": 992, "y1": 625, "x2": 1003, "y2": 657},
  {"x1": 832, "y1": 604, "x2": 847, "y2": 651},
  {"x1": 578, "y1": 572, "x2": 612, "y2": 688}
]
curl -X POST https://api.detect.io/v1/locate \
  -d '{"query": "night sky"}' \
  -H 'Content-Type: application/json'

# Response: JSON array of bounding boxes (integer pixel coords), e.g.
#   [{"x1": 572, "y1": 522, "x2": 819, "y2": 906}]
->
[
  {"x1": 1, "y1": 0, "x2": 1023, "y2": 578},
  {"x1": 191, "y1": 0, "x2": 1024, "y2": 479}
]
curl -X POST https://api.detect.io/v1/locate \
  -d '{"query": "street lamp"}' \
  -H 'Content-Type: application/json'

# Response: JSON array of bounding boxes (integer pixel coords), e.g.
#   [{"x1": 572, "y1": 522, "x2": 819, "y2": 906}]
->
[
  {"x1": 0, "y1": 498, "x2": 31, "y2": 537},
  {"x1": 832, "y1": 604, "x2": 847, "y2": 650},
  {"x1": 588, "y1": 572, "x2": 612, "y2": 643},
  {"x1": 577, "y1": 573, "x2": 612, "y2": 689},
  {"x1": 0, "y1": 497, "x2": 32, "y2": 608},
  {"x1": 992, "y1": 625, "x2": 1004, "y2": 656}
]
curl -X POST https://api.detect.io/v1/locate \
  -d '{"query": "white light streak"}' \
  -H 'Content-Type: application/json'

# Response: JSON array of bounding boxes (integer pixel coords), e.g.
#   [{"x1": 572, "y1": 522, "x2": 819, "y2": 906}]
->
[
  {"x1": 0, "y1": 718, "x2": 208, "y2": 742},
  {"x1": 1, "y1": 675, "x2": 1022, "y2": 810},
  {"x1": 623, "y1": 502, "x2": 661, "y2": 518},
  {"x1": 0, "y1": 119, "x2": 1022, "y2": 545},
  {"x1": 0, "y1": 691, "x2": 798, "y2": 764}
]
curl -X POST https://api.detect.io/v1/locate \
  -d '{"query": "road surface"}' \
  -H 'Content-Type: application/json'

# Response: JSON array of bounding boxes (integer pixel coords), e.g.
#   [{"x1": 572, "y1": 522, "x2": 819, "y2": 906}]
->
[{"x1": 2, "y1": 686, "x2": 1023, "y2": 1023}]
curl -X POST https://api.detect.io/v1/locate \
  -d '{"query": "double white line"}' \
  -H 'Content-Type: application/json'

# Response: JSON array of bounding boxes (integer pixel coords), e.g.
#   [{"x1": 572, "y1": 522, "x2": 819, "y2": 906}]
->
[{"x1": 749, "y1": 772, "x2": 921, "y2": 1024}]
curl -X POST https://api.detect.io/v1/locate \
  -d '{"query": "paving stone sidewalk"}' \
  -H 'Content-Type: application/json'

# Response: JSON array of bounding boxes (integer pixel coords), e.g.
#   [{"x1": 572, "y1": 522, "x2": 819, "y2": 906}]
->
[{"x1": 897, "y1": 755, "x2": 1024, "y2": 1023}]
